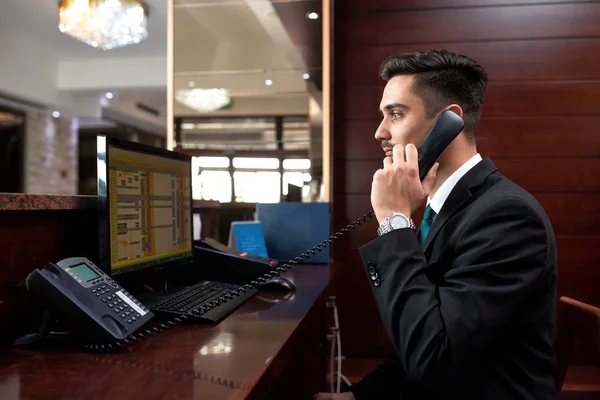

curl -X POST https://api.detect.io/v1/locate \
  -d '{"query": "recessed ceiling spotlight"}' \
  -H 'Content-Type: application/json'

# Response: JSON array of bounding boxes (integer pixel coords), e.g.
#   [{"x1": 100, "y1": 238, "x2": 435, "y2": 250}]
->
[
  {"x1": 307, "y1": 12, "x2": 319, "y2": 20},
  {"x1": 188, "y1": 81, "x2": 195, "y2": 88},
  {"x1": 51, "y1": 111, "x2": 61, "y2": 118},
  {"x1": 105, "y1": 92, "x2": 114, "y2": 99},
  {"x1": 303, "y1": 73, "x2": 310, "y2": 80},
  {"x1": 265, "y1": 79, "x2": 273, "y2": 86}
]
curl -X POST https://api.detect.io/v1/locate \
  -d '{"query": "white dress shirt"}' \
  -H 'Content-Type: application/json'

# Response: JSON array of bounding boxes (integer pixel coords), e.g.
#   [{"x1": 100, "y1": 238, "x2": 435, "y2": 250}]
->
[{"x1": 428, "y1": 153, "x2": 483, "y2": 214}]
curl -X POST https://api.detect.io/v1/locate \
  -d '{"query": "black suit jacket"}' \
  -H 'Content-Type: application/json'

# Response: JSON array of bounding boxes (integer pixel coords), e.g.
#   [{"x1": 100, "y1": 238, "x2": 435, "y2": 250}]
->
[{"x1": 349, "y1": 158, "x2": 558, "y2": 400}]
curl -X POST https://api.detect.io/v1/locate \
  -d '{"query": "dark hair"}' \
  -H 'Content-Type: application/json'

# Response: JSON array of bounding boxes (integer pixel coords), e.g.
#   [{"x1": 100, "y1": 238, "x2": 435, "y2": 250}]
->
[{"x1": 379, "y1": 49, "x2": 488, "y2": 142}]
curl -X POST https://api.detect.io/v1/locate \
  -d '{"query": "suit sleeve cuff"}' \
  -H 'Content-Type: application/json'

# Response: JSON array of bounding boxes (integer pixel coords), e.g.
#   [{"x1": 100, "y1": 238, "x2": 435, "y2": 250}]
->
[
  {"x1": 358, "y1": 228, "x2": 420, "y2": 285},
  {"x1": 360, "y1": 227, "x2": 419, "y2": 257}
]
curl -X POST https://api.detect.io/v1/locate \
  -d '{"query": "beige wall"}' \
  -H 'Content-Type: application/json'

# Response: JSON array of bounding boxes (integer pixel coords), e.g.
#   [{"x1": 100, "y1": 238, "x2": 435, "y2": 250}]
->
[{"x1": 25, "y1": 111, "x2": 78, "y2": 195}]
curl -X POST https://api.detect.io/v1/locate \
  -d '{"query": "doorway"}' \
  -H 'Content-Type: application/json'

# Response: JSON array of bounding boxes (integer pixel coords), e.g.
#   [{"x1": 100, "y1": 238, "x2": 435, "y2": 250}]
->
[{"x1": 0, "y1": 106, "x2": 25, "y2": 193}]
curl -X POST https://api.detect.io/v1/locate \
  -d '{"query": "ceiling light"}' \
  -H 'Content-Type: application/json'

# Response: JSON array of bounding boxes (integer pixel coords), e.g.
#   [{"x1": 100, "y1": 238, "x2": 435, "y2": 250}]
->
[
  {"x1": 58, "y1": 0, "x2": 149, "y2": 50},
  {"x1": 175, "y1": 88, "x2": 231, "y2": 113},
  {"x1": 265, "y1": 79, "x2": 273, "y2": 86},
  {"x1": 105, "y1": 92, "x2": 114, "y2": 99},
  {"x1": 188, "y1": 81, "x2": 195, "y2": 88},
  {"x1": 307, "y1": 12, "x2": 319, "y2": 20},
  {"x1": 303, "y1": 73, "x2": 310, "y2": 80},
  {"x1": 52, "y1": 111, "x2": 61, "y2": 119}
]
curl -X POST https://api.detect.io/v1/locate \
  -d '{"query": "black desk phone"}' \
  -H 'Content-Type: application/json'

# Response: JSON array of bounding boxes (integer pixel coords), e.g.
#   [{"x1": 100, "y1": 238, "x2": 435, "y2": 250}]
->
[
  {"x1": 18, "y1": 110, "x2": 463, "y2": 352},
  {"x1": 25, "y1": 257, "x2": 154, "y2": 342}
]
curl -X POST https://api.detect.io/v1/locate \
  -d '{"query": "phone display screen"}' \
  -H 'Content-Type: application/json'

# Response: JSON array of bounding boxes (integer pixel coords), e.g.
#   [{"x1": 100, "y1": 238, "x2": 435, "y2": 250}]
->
[{"x1": 70, "y1": 264, "x2": 99, "y2": 281}]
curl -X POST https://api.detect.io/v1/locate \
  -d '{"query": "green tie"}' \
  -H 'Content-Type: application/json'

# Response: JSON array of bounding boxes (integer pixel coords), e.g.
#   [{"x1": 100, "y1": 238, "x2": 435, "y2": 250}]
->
[{"x1": 418, "y1": 205, "x2": 437, "y2": 247}]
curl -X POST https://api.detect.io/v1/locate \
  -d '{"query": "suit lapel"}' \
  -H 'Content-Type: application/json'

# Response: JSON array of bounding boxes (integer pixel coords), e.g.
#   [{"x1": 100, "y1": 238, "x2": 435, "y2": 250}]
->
[{"x1": 423, "y1": 158, "x2": 498, "y2": 252}]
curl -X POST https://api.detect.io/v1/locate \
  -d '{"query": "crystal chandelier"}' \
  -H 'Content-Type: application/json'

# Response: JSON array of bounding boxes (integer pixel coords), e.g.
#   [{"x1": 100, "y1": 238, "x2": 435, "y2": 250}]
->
[
  {"x1": 175, "y1": 89, "x2": 232, "y2": 113},
  {"x1": 59, "y1": 0, "x2": 149, "y2": 50}
]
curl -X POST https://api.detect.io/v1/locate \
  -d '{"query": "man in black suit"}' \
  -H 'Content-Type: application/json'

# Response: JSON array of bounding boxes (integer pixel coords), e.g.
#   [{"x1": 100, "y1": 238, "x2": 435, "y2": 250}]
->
[{"x1": 315, "y1": 50, "x2": 557, "y2": 399}]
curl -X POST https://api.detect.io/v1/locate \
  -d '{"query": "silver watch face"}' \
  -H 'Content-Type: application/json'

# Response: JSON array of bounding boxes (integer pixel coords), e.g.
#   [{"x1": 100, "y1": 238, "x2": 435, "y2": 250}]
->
[{"x1": 389, "y1": 214, "x2": 409, "y2": 229}]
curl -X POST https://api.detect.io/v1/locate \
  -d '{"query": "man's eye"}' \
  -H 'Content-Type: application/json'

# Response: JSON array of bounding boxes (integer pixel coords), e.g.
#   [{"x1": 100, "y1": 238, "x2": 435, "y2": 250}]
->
[{"x1": 391, "y1": 112, "x2": 402, "y2": 120}]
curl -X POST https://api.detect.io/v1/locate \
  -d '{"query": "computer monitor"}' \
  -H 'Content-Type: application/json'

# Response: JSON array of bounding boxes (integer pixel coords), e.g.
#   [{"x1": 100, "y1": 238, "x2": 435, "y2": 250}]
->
[{"x1": 96, "y1": 136, "x2": 194, "y2": 276}]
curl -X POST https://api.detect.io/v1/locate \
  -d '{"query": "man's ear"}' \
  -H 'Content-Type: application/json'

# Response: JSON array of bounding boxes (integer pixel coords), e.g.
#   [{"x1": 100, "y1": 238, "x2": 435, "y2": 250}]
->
[{"x1": 445, "y1": 104, "x2": 464, "y2": 118}]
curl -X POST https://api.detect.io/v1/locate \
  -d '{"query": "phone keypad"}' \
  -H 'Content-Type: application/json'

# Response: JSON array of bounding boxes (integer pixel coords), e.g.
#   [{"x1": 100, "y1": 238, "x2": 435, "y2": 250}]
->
[{"x1": 93, "y1": 285, "x2": 148, "y2": 325}]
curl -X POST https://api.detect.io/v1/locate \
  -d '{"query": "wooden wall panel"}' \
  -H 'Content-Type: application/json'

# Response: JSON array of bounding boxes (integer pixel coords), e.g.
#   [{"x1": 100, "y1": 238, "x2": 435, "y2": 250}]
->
[
  {"x1": 331, "y1": 0, "x2": 600, "y2": 361},
  {"x1": 484, "y1": 82, "x2": 600, "y2": 116},
  {"x1": 493, "y1": 159, "x2": 600, "y2": 193},
  {"x1": 342, "y1": 4, "x2": 600, "y2": 46},
  {"x1": 535, "y1": 194, "x2": 600, "y2": 236},
  {"x1": 342, "y1": 81, "x2": 600, "y2": 120},
  {"x1": 341, "y1": 0, "x2": 590, "y2": 12},
  {"x1": 476, "y1": 117, "x2": 600, "y2": 158},
  {"x1": 342, "y1": 38, "x2": 600, "y2": 86},
  {"x1": 341, "y1": 117, "x2": 600, "y2": 160},
  {"x1": 342, "y1": 159, "x2": 600, "y2": 195},
  {"x1": 338, "y1": 192, "x2": 600, "y2": 237}
]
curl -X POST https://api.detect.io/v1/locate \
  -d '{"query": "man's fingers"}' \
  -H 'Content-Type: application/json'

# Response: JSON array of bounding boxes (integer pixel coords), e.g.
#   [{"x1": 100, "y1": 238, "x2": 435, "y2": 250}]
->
[
  {"x1": 404, "y1": 144, "x2": 419, "y2": 177},
  {"x1": 392, "y1": 144, "x2": 405, "y2": 167},
  {"x1": 314, "y1": 393, "x2": 333, "y2": 400},
  {"x1": 383, "y1": 156, "x2": 392, "y2": 168}
]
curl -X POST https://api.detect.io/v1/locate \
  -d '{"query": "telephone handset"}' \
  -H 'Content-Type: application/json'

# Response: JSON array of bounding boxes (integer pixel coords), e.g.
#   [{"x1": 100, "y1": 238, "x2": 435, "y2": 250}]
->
[
  {"x1": 416, "y1": 110, "x2": 464, "y2": 181},
  {"x1": 18, "y1": 111, "x2": 463, "y2": 353}
]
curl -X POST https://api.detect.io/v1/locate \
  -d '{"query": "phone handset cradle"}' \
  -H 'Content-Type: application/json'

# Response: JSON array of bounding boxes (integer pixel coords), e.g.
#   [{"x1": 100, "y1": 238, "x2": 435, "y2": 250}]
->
[{"x1": 14, "y1": 257, "x2": 158, "y2": 350}]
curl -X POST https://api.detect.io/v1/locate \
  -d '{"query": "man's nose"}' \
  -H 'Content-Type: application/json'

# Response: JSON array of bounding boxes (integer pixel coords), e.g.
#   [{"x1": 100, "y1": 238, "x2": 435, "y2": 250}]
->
[{"x1": 375, "y1": 120, "x2": 390, "y2": 141}]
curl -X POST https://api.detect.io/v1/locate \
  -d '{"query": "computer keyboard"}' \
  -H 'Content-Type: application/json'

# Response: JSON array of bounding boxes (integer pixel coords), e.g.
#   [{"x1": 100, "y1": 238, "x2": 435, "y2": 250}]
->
[{"x1": 146, "y1": 280, "x2": 257, "y2": 323}]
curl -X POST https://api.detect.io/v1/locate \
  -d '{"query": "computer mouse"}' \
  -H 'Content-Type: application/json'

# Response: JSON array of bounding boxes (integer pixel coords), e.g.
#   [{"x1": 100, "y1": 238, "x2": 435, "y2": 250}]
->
[{"x1": 257, "y1": 276, "x2": 296, "y2": 293}]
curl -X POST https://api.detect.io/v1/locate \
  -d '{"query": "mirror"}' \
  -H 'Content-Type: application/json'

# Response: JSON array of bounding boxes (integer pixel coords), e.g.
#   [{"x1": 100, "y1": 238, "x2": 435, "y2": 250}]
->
[
  {"x1": 0, "y1": 0, "x2": 324, "y2": 204},
  {"x1": 171, "y1": 0, "x2": 324, "y2": 204}
]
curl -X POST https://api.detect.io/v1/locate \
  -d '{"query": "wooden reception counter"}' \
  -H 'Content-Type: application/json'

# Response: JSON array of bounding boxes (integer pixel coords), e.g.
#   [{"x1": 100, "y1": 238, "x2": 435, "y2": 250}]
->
[
  {"x1": 0, "y1": 264, "x2": 329, "y2": 400},
  {"x1": 0, "y1": 194, "x2": 331, "y2": 399},
  {"x1": 0, "y1": 193, "x2": 97, "y2": 211}
]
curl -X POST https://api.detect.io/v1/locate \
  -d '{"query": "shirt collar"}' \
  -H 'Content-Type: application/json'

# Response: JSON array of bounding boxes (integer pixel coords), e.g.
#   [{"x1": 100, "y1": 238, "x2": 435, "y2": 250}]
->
[{"x1": 428, "y1": 153, "x2": 482, "y2": 214}]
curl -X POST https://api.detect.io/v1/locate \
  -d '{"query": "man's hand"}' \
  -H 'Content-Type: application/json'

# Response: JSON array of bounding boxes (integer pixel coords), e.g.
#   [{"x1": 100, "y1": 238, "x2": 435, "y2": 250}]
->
[
  {"x1": 313, "y1": 392, "x2": 357, "y2": 400},
  {"x1": 371, "y1": 143, "x2": 438, "y2": 224}
]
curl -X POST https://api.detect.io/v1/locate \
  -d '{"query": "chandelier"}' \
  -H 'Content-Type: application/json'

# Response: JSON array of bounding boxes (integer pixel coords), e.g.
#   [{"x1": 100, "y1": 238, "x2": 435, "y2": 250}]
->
[
  {"x1": 59, "y1": 0, "x2": 149, "y2": 50},
  {"x1": 175, "y1": 89, "x2": 232, "y2": 113}
]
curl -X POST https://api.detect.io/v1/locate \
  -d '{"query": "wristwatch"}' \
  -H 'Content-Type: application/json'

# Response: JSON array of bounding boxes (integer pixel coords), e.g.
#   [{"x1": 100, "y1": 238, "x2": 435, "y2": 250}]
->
[{"x1": 377, "y1": 213, "x2": 416, "y2": 236}]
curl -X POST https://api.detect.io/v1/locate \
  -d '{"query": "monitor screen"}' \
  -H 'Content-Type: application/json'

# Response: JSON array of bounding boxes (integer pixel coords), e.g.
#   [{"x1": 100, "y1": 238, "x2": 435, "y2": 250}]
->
[{"x1": 97, "y1": 136, "x2": 193, "y2": 276}]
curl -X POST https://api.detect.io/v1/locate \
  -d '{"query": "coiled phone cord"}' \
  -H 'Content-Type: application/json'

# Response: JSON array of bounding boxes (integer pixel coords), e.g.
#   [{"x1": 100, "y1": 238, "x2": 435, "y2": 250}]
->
[
  {"x1": 81, "y1": 210, "x2": 376, "y2": 353},
  {"x1": 80, "y1": 315, "x2": 191, "y2": 352}
]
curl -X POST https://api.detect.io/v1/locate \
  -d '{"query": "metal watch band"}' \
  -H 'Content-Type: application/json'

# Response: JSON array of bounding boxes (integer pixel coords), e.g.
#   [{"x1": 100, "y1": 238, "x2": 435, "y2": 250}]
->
[
  {"x1": 377, "y1": 213, "x2": 415, "y2": 236},
  {"x1": 377, "y1": 221, "x2": 390, "y2": 236}
]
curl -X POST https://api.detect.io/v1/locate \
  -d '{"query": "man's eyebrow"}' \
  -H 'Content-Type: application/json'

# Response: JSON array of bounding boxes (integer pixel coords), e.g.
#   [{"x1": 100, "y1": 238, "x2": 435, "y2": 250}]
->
[{"x1": 379, "y1": 102, "x2": 409, "y2": 115}]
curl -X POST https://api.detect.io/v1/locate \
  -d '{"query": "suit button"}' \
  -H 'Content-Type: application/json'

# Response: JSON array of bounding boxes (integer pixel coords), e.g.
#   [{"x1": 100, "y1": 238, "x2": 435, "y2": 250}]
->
[
  {"x1": 368, "y1": 266, "x2": 376, "y2": 275},
  {"x1": 370, "y1": 273, "x2": 379, "y2": 281},
  {"x1": 374, "y1": 278, "x2": 381, "y2": 287}
]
